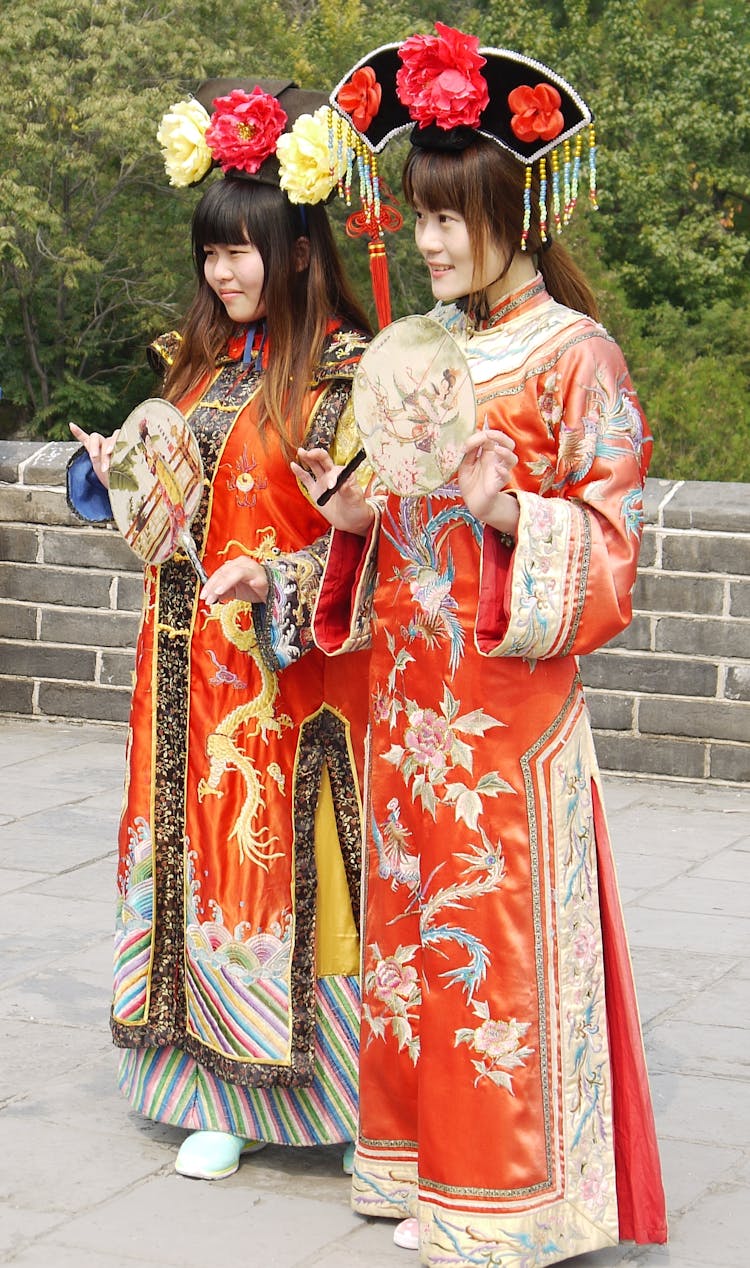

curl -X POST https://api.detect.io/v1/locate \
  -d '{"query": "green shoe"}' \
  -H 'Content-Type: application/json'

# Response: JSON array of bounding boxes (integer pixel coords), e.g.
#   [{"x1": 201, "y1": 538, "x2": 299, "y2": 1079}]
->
[
  {"x1": 342, "y1": 1142, "x2": 355, "y2": 1174},
  {"x1": 175, "y1": 1130, "x2": 266, "y2": 1180}
]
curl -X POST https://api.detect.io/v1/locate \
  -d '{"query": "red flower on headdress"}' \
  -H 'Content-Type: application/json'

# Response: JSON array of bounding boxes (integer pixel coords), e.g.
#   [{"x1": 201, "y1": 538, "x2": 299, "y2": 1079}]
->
[
  {"x1": 396, "y1": 22, "x2": 489, "y2": 131},
  {"x1": 338, "y1": 66, "x2": 382, "y2": 133},
  {"x1": 508, "y1": 83, "x2": 564, "y2": 144},
  {"x1": 205, "y1": 87, "x2": 288, "y2": 175}
]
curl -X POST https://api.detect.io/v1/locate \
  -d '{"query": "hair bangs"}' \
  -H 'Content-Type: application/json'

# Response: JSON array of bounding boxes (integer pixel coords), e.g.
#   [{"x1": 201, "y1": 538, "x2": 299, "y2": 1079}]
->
[
  {"x1": 191, "y1": 179, "x2": 298, "y2": 254},
  {"x1": 191, "y1": 179, "x2": 257, "y2": 248},
  {"x1": 402, "y1": 148, "x2": 472, "y2": 217}
]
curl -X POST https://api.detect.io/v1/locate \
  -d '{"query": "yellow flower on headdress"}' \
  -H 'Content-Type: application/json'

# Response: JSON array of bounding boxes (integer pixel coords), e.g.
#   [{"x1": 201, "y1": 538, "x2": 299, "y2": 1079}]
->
[
  {"x1": 157, "y1": 97, "x2": 213, "y2": 188},
  {"x1": 277, "y1": 107, "x2": 344, "y2": 205}
]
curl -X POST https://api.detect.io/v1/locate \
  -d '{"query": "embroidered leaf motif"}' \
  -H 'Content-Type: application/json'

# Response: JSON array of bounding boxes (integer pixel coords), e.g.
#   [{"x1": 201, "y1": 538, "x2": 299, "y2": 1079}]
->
[
  {"x1": 440, "y1": 684, "x2": 460, "y2": 722},
  {"x1": 382, "y1": 744, "x2": 406, "y2": 767},
  {"x1": 392, "y1": 1014, "x2": 413, "y2": 1050},
  {"x1": 412, "y1": 775, "x2": 438, "y2": 818},
  {"x1": 476, "y1": 771, "x2": 515, "y2": 796},
  {"x1": 450, "y1": 737, "x2": 474, "y2": 773},
  {"x1": 363, "y1": 1005, "x2": 387, "y2": 1039},
  {"x1": 453, "y1": 708, "x2": 505, "y2": 736},
  {"x1": 454, "y1": 789, "x2": 482, "y2": 829},
  {"x1": 485, "y1": 1069, "x2": 515, "y2": 1092}
]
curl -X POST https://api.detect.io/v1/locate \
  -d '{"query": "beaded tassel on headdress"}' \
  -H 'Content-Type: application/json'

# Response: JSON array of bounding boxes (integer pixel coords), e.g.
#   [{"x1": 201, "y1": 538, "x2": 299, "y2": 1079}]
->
[
  {"x1": 527, "y1": 126, "x2": 597, "y2": 252},
  {"x1": 328, "y1": 109, "x2": 402, "y2": 329}
]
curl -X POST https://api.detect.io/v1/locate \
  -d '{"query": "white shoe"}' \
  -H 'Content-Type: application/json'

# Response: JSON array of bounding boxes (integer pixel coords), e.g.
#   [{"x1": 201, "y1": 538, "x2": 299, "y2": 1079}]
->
[
  {"x1": 393, "y1": 1217, "x2": 419, "y2": 1250},
  {"x1": 174, "y1": 1130, "x2": 266, "y2": 1180}
]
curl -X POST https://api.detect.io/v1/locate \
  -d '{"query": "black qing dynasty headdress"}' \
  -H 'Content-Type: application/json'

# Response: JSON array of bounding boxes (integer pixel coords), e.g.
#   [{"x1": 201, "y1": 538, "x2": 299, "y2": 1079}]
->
[{"x1": 327, "y1": 23, "x2": 597, "y2": 326}]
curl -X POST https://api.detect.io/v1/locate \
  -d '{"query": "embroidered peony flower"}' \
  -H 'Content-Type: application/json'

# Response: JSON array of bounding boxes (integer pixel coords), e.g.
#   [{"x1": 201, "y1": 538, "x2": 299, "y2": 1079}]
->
[
  {"x1": 373, "y1": 955, "x2": 418, "y2": 1002},
  {"x1": 572, "y1": 924, "x2": 598, "y2": 968},
  {"x1": 157, "y1": 97, "x2": 213, "y2": 188},
  {"x1": 580, "y1": 1162, "x2": 609, "y2": 1206},
  {"x1": 473, "y1": 1016, "x2": 527, "y2": 1059},
  {"x1": 205, "y1": 87, "x2": 288, "y2": 175},
  {"x1": 404, "y1": 707, "x2": 452, "y2": 770},
  {"x1": 277, "y1": 107, "x2": 344, "y2": 205},
  {"x1": 337, "y1": 66, "x2": 382, "y2": 132},
  {"x1": 508, "y1": 83, "x2": 564, "y2": 144},
  {"x1": 396, "y1": 22, "x2": 489, "y2": 131}
]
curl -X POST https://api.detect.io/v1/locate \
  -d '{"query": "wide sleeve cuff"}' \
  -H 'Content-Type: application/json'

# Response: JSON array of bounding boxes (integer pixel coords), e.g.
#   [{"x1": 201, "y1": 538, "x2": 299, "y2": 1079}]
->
[
  {"x1": 252, "y1": 535, "x2": 330, "y2": 672},
  {"x1": 313, "y1": 506, "x2": 380, "y2": 656},
  {"x1": 476, "y1": 491, "x2": 590, "y2": 659},
  {"x1": 66, "y1": 448, "x2": 113, "y2": 523}
]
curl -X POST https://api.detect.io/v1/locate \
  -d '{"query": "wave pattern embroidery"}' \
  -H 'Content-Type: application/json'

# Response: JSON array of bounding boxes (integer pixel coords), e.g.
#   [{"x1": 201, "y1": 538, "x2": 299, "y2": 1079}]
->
[
  {"x1": 113, "y1": 815, "x2": 154, "y2": 1023},
  {"x1": 184, "y1": 850, "x2": 292, "y2": 1061}
]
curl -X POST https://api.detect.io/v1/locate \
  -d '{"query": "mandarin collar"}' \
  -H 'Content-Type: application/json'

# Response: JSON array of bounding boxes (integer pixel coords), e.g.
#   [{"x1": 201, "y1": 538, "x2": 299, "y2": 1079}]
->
[{"x1": 469, "y1": 273, "x2": 547, "y2": 333}]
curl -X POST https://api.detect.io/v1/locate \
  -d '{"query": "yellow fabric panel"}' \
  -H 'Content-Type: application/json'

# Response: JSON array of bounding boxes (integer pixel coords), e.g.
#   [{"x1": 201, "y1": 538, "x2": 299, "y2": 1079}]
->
[{"x1": 314, "y1": 763, "x2": 360, "y2": 976}]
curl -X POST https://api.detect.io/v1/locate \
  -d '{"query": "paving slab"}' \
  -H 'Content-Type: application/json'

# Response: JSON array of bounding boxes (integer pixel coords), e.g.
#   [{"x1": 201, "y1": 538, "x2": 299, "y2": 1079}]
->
[
  {"x1": 0, "y1": 716, "x2": 747, "y2": 1268},
  {"x1": 0, "y1": 802, "x2": 119, "y2": 874}
]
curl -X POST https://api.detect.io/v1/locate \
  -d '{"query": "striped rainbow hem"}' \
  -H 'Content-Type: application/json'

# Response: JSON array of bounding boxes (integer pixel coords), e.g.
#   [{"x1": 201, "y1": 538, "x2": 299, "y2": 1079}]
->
[{"x1": 117, "y1": 975, "x2": 359, "y2": 1145}]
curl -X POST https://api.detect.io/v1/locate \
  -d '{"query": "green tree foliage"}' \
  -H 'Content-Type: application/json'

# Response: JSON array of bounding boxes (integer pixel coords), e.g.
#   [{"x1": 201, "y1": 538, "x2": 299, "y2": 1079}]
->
[
  {"x1": 0, "y1": 0, "x2": 307, "y2": 434},
  {"x1": 1, "y1": 0, "x2": 748, "y2": 480}
]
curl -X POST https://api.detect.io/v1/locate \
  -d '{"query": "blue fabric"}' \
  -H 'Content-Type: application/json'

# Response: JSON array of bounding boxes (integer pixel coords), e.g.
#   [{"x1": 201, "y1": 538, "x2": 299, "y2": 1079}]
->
[
  {"x1": 242, "y1": 320, "x2": 267, "y2": 372},
  {"x1": 66, "y1": 448, "x2": 112, "y2": 523}
]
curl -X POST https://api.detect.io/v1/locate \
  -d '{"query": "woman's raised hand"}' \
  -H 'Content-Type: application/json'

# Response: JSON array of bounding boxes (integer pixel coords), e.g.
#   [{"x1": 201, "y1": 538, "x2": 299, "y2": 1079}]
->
[
  {"x1": 292, "y1": 447, "x2": 375, "y2": 537},
  {"x1": 69, "y1": 423, "x2": 120, "y2": 489},
  {"x1": 200, "y1": 556, "x2": 269, "y2": 606},
  {"x1": 457, "y1": 426, "x2": 520, "y2": 535}
]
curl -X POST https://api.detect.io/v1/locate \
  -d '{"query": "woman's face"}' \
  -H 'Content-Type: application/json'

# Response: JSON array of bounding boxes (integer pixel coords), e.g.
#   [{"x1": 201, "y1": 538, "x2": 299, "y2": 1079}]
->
[
  {"x1": 203, "y1": 240, "x2": 267, "y2": 323},
  {"x1": 414, "y1": 207, "x2": 505, "y2": 304}
]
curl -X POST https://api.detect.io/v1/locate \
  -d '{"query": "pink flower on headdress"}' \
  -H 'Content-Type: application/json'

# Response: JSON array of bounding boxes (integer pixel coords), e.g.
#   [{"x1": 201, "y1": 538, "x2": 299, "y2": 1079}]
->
[
  {"x1": 205, "y1": 87, "x2": 288, "y2": 175},
  {"x1": 338, "y1": 66, "x2": 382, "y2": 132},
  {"x1": 508, "y1": 83, "x2": 564, "y2": 144},
  {"x1": 396, "y1": 22, "x2": 489, "y2": 131}
]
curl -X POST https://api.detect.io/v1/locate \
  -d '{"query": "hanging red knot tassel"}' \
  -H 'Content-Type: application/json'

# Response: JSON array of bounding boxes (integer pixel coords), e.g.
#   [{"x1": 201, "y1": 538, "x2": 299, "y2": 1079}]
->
[{"x1": 346, "y1": 202, "x2": 403, "y2": 330}]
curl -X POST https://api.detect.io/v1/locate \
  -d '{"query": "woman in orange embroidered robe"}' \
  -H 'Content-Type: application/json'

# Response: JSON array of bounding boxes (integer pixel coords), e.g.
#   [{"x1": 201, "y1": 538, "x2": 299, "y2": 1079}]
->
[
  {"x1": 66, "y1": 79, "x2": 373, "y2": 1180},
  {"x1": 295, "y1": 30, "x2": 668, "y2": 1265}
]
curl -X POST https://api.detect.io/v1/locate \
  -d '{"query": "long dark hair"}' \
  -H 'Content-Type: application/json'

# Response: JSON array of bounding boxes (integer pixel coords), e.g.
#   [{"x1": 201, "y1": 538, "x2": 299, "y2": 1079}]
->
[
  {"x1": 163, "y1": 179, "x2": 371, "y2": 451},
  {"x1": 402, "y1": 137, "x2": 598, "y2": 321}
]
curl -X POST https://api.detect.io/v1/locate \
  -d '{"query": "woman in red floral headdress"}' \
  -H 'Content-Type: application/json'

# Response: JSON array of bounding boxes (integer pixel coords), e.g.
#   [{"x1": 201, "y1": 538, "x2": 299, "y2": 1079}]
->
[
  {"x1": 292, "y1": 24, "x2": 668, "y2": 1266},
  {"x1": 67, "y1": 79, "x2": 373, "y2": 1184}
]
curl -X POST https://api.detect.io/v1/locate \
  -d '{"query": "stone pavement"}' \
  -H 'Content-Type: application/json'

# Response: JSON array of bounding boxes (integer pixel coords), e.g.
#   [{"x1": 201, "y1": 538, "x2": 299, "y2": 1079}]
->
[{"x1": 0, "y1": 716, "x2": 747, "y2": 1268}]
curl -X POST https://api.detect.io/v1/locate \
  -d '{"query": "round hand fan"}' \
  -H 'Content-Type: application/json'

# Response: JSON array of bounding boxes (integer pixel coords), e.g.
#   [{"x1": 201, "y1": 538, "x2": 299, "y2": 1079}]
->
[
  {"x1": 108, "y1": 399, "x2": 207, "y2": 583},
  {"x1": 352, "y1": 315, "x2": 476, "y2": 497}
]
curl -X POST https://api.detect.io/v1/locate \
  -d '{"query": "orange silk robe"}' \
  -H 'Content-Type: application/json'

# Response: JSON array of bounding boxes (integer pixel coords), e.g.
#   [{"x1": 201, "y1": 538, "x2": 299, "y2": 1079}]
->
[
  {"x1": 314, "y1": 279, "x2": 668, "y2": 1262},
  {"x1": 105, "y1": 324, "x2": 368, "y2": 1129}
]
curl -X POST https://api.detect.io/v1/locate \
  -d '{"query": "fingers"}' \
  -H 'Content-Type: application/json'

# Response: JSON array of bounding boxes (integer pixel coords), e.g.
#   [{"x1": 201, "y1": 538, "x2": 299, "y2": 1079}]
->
[
  {"x1": 69, "y1": 425, "x2": 120, "y2": 477},
  {"x1": 200, "y1": 557, "x2": 268, "y2": 606},
  {"x1": 297, "y1": 447, "x2": 332, "y2": 465},
  {"x1": 99, "y1": 429, "x2": 120, "y2": 474},
  {"x1": 293, "y1": 447, "x2": 338, "y2": 489},
  {"x1": 460, "y1": 427, "x2": 518, "y2": 490},
  {"x1": 463, "y1": 428, "x2": 517, "y2": 463}
]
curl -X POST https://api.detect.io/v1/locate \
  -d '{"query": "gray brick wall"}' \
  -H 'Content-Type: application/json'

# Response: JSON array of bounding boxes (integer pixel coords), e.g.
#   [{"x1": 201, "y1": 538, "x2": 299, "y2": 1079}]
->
[
  {"x1": 580, "y1": 479, "x2": 750, "y2": 785},
  {"x1": 0, "y1": 441, "x2": 140, "y2": 725},
  {"x1": 1, "y1": 443, "x2": 748, "y2": 785}
]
